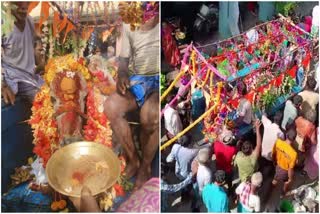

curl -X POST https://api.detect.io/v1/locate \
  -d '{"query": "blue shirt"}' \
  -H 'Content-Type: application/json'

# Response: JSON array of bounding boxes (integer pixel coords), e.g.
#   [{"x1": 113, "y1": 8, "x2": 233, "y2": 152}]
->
[{"x1": 202, "y1": 183, "x2": 229, "y2": 213}]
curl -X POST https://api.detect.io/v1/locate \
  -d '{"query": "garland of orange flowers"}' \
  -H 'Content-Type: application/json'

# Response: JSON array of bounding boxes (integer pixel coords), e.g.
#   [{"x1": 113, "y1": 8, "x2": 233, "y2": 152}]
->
[
  {"x1": 84, "y1": 86, "x2": 112, "y2": 147},
  {"x1": 29, "y1": 85, "x2": 59, "y2": 167}
]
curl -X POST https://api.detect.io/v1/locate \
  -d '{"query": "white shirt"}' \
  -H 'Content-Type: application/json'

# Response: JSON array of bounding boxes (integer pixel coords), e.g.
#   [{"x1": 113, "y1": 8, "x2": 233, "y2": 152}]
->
[
  {"x1": 261, "y1": 115, "x2": 284, "y2": 161},
  {"x1": 164, "y1": 104, "x2": 183, "y2": 136},
  {"x1": 236, "y1": 182, "x2": 261, "y2": 212},
  {"x1": 237, "y1": 98, "x2": 253, "y2": 124},
  {"x1": 166, "y1": 144, "x2": 199, "y2": 179},
  {"x1": 197, "y1": 164, "x2": 212, "y2": 194}
]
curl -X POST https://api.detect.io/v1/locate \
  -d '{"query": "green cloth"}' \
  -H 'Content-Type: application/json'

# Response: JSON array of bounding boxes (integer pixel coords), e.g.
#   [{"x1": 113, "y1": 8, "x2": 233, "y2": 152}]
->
[
  {"x1": 234, "y1": 152, "x2": 258, "y2": 182},
  {"x1": 217, "y1": 59, "x2": 231, "y2": 77}
]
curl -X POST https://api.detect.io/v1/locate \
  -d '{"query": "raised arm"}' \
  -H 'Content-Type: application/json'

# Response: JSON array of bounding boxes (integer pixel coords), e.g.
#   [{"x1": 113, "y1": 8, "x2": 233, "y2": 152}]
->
[{"x1": 253, "y1": 120, "x2": 262, "y2": 157}]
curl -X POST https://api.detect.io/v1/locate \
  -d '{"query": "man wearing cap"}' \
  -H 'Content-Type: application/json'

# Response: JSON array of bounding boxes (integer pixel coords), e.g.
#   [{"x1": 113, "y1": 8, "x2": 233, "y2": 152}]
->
[
  {"x1": 202, "y1": 170, "x2": 229, "y2": 213},
  {"x1": 235, "y1": 172, "x2": 263, "y2": 212},
  {"x1": 213, "y1": 131, "x2": 237, "y2": 194}
]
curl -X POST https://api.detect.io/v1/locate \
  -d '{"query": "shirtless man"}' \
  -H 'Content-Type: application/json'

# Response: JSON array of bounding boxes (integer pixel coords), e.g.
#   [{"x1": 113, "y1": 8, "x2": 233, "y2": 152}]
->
[{"x1": 104, "y1": 3, "x2": 159, "y2": 189}]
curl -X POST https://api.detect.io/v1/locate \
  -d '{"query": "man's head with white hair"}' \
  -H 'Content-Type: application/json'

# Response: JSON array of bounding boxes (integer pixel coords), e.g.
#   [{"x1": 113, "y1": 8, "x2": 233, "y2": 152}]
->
[
  {"x1": 251, "y1": 172, "x2": 263, "y2": 187},
  {"x1": 197, "y1": 148, "x2": 210, "y2": 165}
]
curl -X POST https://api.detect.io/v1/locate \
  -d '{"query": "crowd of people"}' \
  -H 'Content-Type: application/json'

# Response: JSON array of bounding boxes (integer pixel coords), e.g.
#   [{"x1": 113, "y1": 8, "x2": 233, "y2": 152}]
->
[{"x1": 161, "y1": 75, "x2": 319, "y2": 212}]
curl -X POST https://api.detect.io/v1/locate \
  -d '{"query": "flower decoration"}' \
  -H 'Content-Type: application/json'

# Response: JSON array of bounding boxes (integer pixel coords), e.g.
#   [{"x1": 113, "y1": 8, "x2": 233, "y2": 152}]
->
[
  {"x1": 84, "y1": 86, "x2": 112, "y2": 147},
  {"x1": 119, "y1": 1, "x2": 158, "y2": 31},
  {"x1": 44, "y1": 54, "x2": 91, "y2": 84},
  {"x1": 29, "y1": 85, "x2": 59, "y2": 167},
  {"x1": 119, "y1": 1, "x2": 143, "y2": 31}
]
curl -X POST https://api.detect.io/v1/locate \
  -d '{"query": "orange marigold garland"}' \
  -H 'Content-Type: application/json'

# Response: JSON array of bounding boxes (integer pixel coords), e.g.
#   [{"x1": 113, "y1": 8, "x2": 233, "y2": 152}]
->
[
  {"x1": 29, "y1": 85, "x2": 59, "y2": 167},
  {"x1": 84, "y1": 86, "x2": 112, "y2": 147}
]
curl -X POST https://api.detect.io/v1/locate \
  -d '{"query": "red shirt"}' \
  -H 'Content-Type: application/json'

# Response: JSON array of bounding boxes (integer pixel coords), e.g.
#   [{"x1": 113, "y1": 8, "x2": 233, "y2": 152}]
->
[{"x1": 213, "y1": 141, "x2": 237, "y2": 174}]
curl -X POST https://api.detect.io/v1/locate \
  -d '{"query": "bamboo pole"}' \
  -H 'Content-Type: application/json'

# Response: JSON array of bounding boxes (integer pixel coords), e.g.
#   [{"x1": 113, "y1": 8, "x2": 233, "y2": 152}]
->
[
  {"x1": 160, "y1": 65, "x2": 189, "y2": 102},
  {"x1": 160, "y1": 101, "x2": 217, "y2": 151}
]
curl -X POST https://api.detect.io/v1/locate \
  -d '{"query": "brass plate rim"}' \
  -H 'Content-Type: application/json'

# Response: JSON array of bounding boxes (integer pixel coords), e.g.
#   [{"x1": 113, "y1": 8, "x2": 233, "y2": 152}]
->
[{"x1": 45, "y1": 141, "x2": 121, "y2": 198}]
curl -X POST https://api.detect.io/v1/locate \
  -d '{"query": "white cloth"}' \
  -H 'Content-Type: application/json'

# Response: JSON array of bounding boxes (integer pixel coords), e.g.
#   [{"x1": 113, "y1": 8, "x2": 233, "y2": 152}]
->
[
  {"x1": 120, "y1": 23, "x2": 159, "y2": 75},
  {"x1": 166, "y1": 144, "x2": 199, "y2": 180},
  {"x1": 164, "y1": 104, "x2": 183, "y2": 136},
  {"x1": 261, "y1": 115, "x2": 283, "y2": 161},
  {"x1": 236, "y1": 182, "x2": 261, "y2": 212},
  {"x1": 197, "y1": 164, "x2": 212, "y2": 194},
  {"x1": 281, "y1": 100, "x2": 298, "y2": 130},
  {"x1": 246, "y1": 29, "x2": 259, "y2": 45},
  {"x1": 30, "y1": 157, "x2": 48, "y2": 184},
  {"x1": 299, "y1": 90, "x2": 319, "y2": 110},
  {"x1": 237, "y1": 98, "x2": 253, "y2": 124}
]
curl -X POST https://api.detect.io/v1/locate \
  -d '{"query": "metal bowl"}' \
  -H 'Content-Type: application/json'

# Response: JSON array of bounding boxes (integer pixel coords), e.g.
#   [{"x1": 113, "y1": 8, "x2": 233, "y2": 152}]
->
[{"x1": 46, "y1": 141, "x2": 120, "y2": 197}]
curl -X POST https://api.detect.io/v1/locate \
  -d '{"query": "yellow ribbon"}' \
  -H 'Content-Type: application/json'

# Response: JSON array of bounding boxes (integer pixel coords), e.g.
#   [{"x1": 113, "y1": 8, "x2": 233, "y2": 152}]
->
[
  {"x1": 191, "y1": 51, "x2": 196, "y2": 76},
  {"x1": 198, "y1": 69, "x2": 211, "y2": 88}
]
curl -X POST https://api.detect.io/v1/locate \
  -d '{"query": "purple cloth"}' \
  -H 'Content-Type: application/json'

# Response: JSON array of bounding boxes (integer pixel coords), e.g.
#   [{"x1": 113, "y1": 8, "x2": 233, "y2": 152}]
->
[
  {"x1": 304, "y1": 143, "x2": 319, "y2": 180},
  {"x1": 116, "y1": 178, "x2": 160, "y2": 212}
]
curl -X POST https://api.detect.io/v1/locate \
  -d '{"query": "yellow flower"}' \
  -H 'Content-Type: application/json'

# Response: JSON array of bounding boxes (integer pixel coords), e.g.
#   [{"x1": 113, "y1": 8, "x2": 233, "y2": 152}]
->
[
  {"x1": 28, "y1": 157, "x2": 34, "y2": 165},
  {"x1": 44, "y1": 54, "x2": 91, "y2": 84}
]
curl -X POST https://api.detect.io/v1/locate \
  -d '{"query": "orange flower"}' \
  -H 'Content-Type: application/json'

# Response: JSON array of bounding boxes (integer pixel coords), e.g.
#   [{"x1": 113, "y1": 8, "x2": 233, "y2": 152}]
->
[{"x1": 113, "y1": 183, "x2": 125, "y2": 197}]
